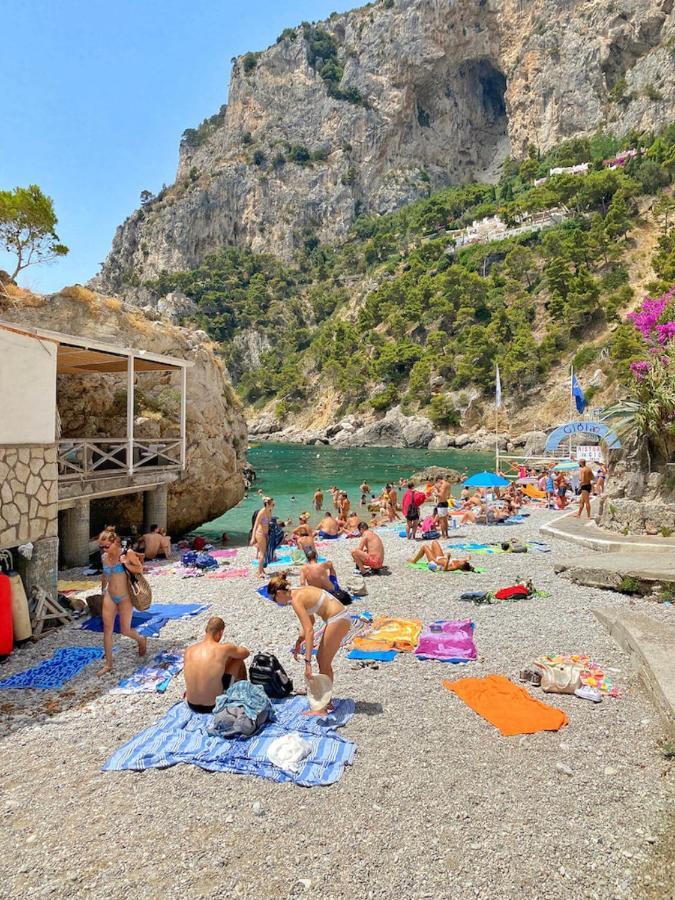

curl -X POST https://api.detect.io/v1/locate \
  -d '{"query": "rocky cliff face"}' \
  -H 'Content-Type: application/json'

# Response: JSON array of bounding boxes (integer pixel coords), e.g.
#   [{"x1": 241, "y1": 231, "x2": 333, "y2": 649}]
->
[
  {"x1": 0, "y1": 287, "x2": 248, "y2": 533},
  {"x1": 96, "y1": 0, "x2": 675, "y2": 291}
]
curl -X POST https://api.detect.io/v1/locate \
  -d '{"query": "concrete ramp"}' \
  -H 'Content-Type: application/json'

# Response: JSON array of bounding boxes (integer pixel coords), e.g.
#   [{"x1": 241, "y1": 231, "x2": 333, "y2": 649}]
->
[
  {"x1": 555, "y1": 551, "x2": 675, "y2": 592},
  {"x1": 594, "y1": 608, "x2": 675, "y2": 735}
]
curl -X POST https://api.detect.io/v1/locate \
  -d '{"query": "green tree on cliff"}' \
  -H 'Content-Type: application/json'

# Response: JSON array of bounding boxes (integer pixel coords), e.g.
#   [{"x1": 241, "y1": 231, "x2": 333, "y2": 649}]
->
[{"x1": 0, "y1": 185, "x2": 69, "y2": 281}]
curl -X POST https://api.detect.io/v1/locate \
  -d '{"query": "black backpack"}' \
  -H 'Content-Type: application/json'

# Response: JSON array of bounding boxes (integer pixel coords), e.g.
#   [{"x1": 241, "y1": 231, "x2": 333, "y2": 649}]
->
[{"x1": 249, "y1": 652, "x2": 293, "y2": 699}]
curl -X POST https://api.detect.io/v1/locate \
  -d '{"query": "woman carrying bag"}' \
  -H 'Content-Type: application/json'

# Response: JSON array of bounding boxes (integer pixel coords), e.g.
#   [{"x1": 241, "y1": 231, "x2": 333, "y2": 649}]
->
[{"x1": 96, "y1": 528, "x2": 147, "y2": 676}]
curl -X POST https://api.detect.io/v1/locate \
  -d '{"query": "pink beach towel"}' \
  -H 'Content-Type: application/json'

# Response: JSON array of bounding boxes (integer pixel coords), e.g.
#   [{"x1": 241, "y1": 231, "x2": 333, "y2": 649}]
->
[
  {"x1": 210, "y1": 549, "x2": 238, "y2": 559},
  {"x1": 205, "y1": 567, "x2": 250, "y2": 579},
  {"x1": 415, "y1": 620, "x2": 476, "y2": 663}
]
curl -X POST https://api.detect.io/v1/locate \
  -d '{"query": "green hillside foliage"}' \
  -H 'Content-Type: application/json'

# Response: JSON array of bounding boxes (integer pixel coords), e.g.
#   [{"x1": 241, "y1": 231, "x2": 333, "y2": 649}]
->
[{"x1": 147, "y1": 124, "x2": 675, "y2": 419}]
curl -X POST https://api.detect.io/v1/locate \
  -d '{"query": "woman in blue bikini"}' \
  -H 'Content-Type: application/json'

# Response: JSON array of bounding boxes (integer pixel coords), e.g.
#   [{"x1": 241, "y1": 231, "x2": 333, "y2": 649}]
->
[{"x1": 97, "y1": 528, "x2": 147, "y2": 676}]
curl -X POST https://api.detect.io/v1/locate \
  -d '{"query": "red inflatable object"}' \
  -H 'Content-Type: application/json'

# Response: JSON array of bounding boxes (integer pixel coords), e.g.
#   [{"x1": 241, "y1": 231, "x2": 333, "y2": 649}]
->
[{"x1": 0, "y1": 572, "x2": 13, "y2": 655}]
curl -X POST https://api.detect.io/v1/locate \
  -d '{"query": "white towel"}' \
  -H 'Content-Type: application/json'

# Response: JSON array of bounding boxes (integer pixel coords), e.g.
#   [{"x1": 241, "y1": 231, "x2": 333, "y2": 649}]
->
[{"x1": 267, "y1": 732, "x2": 312, "y2": 774}]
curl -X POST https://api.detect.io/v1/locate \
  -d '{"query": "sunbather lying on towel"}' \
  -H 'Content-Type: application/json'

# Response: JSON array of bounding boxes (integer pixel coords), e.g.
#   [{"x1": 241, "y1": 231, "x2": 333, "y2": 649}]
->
[
  {"x1": 408, "y1": 541, "x2": 475, "y2": 572},
  {"x1": 183, "y1": 617, "x2": 250, "y2": 714}
]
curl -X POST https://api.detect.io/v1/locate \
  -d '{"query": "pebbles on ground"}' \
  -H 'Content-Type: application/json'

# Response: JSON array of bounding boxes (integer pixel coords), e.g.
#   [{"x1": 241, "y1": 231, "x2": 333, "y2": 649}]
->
[{"x1": 0, "y1": 509, "x2": 673, "y2": 899}]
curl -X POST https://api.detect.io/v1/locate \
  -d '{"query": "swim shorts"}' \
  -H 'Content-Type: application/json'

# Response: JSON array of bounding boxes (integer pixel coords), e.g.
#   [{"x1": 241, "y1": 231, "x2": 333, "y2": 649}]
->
[
  {"x1": 437, "y1": 504, "x2": 449, "y2": 517},
  {"x1": 365, "y1": 555, "x2": 383, "y2": 570}
]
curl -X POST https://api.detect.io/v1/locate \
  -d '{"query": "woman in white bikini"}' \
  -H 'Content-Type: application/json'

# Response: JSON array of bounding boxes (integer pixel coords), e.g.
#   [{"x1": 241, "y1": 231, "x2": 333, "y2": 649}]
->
[
  {"x1": 97, "y1": 528, "x2": 147, "y2": 676},
  {"x1": 267, "y1": 573, "x2": 351, "y2": 715},
  {"x1": 251, "y1": 496, "x2": 274, "y2": 577}
]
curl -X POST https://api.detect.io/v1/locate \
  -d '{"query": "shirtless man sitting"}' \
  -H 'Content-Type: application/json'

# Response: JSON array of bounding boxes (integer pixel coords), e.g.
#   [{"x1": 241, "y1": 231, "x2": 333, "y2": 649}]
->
[
  {"x1": 351, "y1": 522, "x2": 385, "y2": 574},
  {"x1": 141, "y1": 524, "x2": 172, "y2": 560},
  {"x1": 183, "y1": 617, "x2": 250, "y2": 714},
  {"x1": 316, "y1": 511, "x2": 340, "y2": 539}
]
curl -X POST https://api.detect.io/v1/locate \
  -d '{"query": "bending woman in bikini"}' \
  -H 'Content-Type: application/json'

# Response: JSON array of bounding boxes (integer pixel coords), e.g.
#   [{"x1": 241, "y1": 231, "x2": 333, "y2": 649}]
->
[
  {"x1": 267, "y1": 573, "x2": 351, "y2": 715},
  {"x1": 97, "y1": 528, "x2": 147, "y2": 676},
  {"x1": 408, "y1": 540, "x2": 474, "y2": 572},
  {"x1": 251, "y1": 496, "x2": 275, "y2": 576}
]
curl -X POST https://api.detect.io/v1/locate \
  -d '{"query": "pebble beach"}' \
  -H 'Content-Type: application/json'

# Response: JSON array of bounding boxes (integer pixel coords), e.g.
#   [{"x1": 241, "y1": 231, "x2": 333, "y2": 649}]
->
[{"x1": 0, "y1": 508, "x2": 673, "y2": 899}]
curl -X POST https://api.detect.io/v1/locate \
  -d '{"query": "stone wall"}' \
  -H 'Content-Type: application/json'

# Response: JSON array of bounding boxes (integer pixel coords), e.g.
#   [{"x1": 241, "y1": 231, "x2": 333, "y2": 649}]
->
[{"x1": 0, "y1": 445, "x2": 58, "y2": 550}]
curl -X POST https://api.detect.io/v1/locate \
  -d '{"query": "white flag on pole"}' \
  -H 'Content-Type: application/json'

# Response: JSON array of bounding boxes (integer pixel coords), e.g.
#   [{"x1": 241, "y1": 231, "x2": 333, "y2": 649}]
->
[{"x1": 495, "y1": 364, "x2": 502, "y2": 408}]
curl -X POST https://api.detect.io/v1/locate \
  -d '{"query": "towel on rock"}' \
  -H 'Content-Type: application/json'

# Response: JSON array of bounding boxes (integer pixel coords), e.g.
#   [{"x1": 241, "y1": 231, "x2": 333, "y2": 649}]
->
[
  {"x1": 111, "y1": 649, "x2": 184, "y2": 694},
  {"x1": 352, "y1": 617, "x2": 422, "y2": 653},
  {"x1": 346, "y1": 649, "x2": 397, "y2": 662},
  {"x1": 82, "y1": 602, "x2": 208, "y2": 637},
  {"x1": 444, "y1": 674, "x2": 568, "y2": 736},
  {"x1": 0, "y1": 646, "x2": 104, "y2": 690},
  {"x1": 103, "y1": 696, "x2": 356, "y2": 787},
  {"x1": 416, "y1": 620, "x2": 476, "y2": 663}
]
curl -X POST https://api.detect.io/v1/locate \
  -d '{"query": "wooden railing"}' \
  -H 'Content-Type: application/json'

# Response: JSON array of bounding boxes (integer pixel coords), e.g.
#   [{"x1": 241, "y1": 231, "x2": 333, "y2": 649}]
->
[{"x1": 58, "y1": 439, "x2": 181, "y2": 481}]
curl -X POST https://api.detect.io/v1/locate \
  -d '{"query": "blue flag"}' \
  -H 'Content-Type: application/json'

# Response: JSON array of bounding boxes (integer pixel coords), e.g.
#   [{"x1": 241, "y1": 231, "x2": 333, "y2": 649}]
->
[{"x1": 572, "y1": 373, "x2": 586, "y2": 413}]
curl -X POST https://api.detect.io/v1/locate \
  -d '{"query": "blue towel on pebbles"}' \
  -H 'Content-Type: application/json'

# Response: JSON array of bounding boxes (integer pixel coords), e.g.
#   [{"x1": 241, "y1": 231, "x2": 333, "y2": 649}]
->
[
  {"x1": 346, "y1": 649, "x2": 397, "y2": 662},
  {"x1": 103, "y1": 696, "x2": 356, "y2": 787},
  {"x1": 0, "y1": 647, "x2": 104, "y2": 690},
  {"x1": 81, "y1": 602, "x2": 208, "y2": 637}
]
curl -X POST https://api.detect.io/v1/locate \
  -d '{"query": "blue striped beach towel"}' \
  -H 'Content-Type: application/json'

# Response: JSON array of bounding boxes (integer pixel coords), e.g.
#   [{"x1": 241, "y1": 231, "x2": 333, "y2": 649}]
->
[
  {"x1": 81, "y1": 602, "x2": 208, "y2": 637},
  {"x1": 103, "y1": 696, "x2": 356, "y2": 786},
  {"x1": 0, "y1": 646, "x2": 104, "y2": 690}
]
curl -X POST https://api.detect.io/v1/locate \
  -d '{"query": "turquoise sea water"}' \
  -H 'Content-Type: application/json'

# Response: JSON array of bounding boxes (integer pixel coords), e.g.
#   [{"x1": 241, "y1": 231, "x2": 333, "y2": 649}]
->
[{"x1": 198, "y1": 442, "x2": 495, "y2": 544}]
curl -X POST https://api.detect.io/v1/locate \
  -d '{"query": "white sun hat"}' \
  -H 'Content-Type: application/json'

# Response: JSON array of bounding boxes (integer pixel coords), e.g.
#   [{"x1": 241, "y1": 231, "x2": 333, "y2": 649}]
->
[{"x1": 306, "y1": 674, "x2": 333, "y2": 711}]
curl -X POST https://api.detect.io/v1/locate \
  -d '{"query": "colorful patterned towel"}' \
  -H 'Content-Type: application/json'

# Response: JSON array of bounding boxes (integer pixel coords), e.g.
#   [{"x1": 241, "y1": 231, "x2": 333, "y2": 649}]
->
[
  {"x1": 416, "y1": 620, "x2": 476, "y2": 663},
  {"x1": 0, "y1": 647, "x2": 104, "y2": 690},
  {"x1": 103, "y1": 696, "x2": 356, "y2": 787},
  {"x1": 445, "y1": 675, "x2": 568, "y2": 736},
  {"x1": 81, "y1": 603, "x2": 208, "y2": 637},
  {"x1": 352, "y1": 617, "x2": 422, "y2": 653},
  {"x1": 535, "y1": 654, "x2": 619, "y2": 697},
  {"x1": 111, "y1": 649, "x2": 184, "y2": 694}
]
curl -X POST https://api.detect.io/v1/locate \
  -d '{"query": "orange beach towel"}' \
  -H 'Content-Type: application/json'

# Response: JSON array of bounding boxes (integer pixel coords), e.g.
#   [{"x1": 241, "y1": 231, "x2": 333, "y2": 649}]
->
[
  {"x1": 444, "y1": 674, "x2": 568, "y2": 736},
  {"x1": 353, "y1": 617, "x2": 423, "y2": 652}
]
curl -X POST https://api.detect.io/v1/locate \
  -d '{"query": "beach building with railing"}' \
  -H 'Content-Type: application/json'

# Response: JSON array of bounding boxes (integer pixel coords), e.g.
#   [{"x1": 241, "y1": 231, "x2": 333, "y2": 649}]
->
[{"x1": 0, "y1": 320, "x2": 191, "y2": 605}]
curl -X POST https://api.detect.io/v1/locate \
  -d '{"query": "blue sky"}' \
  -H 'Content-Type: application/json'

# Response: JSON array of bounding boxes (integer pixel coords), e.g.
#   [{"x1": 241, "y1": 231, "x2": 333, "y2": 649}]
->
[{"x1": 1, "y1": 0, "x2": 357, "y2": 292}]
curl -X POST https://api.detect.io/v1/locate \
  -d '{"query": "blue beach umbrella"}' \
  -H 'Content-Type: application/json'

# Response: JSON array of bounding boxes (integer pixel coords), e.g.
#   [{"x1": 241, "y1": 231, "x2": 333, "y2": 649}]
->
[{"x1": 463, "y1": 471, "x2": 510, "y2": 488}]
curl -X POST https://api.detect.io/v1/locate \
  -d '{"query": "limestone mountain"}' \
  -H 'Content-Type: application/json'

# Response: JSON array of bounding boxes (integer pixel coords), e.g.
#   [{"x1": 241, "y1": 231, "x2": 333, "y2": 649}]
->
[{"x1": 96, "y1": 0, "x2": 675, "y2": 291}]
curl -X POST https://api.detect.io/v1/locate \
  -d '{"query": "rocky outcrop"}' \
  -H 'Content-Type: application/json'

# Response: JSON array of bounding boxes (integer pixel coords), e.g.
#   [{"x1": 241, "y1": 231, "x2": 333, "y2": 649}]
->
[
  {"x1": 598, "y1": 453, "x2": 675, "y2": 536},
  {"x1": 0, "y1": 288, "x2": 247, "y2": 533},
  {"x1": 95, "y1": 0, "x2": 675, "y2": 291}
]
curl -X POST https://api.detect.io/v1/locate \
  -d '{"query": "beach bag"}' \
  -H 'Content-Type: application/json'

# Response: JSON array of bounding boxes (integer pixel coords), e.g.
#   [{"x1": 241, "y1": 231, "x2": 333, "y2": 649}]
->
[
  {"x1": 494, "y1": 584, "x2": 530, "y2": 601},
  {"x1": 422, "y1": 530, "x2": 440, "y2": 540},
  {"x1": 346, "y1": 575, "x2": 367, "y2": 596},
  {"x1": 459, "y1": 591, "x2": 491, "y2": 604},
  {"x1": 249, "y1": 652, "x2": 293, "y2": 699},
  {"x1": 501, "y1": 541, "x2": 527, "y2": 553},
  {"x1": 181, "y1": 550, "x2": 198, "y2": 567},
  {"x1": 540, "y1": 663, "x2": 583, "y2": 695},
  {"x1": 332, "y1": 587, "x2": 353, "y2": 606},
  {"x1": 191, "y1": 536, "x2": 206, "y2": 551},
  {"x1": 126, "y1": 571, "x2": 152, "y2": 611},
  {"x1": 194, "y1": 552, "x2": 218, "y2": 570},
  {"x1": 406, "y1": 497, "x2": 419, "y2": 519}
]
